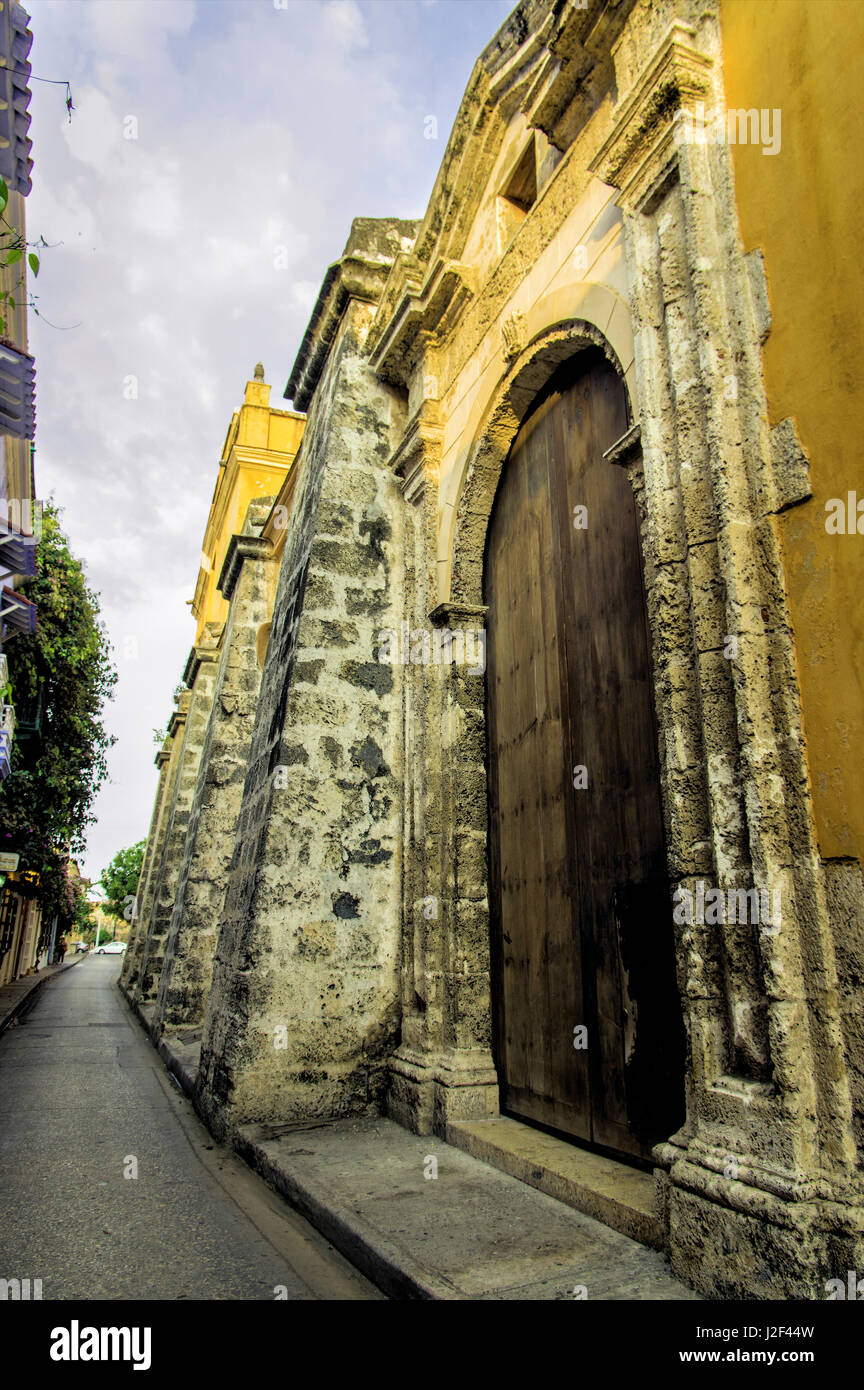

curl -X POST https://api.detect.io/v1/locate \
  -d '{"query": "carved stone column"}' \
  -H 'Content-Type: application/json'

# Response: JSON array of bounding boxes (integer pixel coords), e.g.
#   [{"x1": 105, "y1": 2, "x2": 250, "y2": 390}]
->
[
  {"x1": 589, "y1": 5, "x2": 861, "y2": 1296},
  {"x1": 386, "y1": 403, "x2": 499, "y2": 1133}
]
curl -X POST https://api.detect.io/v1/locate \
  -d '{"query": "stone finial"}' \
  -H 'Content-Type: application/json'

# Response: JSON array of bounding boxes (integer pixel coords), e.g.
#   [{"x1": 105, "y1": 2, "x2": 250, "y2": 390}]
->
[{"x1": 253, "y1": 362, "x2": 265, "y2": 381}]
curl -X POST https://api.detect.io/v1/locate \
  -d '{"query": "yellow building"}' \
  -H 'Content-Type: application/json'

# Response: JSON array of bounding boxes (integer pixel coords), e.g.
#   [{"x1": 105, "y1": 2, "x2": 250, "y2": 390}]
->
[
  {"x1": 190, "y1": 364, "x2": 304, "y2": 645},
  {"x1": 721, "y1": 0, "x2": 864, "y2": 865}
]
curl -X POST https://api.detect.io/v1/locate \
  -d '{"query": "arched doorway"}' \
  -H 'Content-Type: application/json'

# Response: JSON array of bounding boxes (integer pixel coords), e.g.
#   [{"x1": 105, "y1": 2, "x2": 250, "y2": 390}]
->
[{"x1": 484, "y1": 348, "x2": 684, "y2": 1163}]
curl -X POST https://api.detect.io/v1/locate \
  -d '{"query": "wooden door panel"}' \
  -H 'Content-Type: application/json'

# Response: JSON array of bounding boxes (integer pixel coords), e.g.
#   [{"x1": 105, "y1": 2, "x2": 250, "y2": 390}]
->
[
  {"x1": 487, "y1": 401, "x2": 591, "y2": 1139},
  {"x1": 486, "y1": 351, "x2": 684, "y2": 1161}
]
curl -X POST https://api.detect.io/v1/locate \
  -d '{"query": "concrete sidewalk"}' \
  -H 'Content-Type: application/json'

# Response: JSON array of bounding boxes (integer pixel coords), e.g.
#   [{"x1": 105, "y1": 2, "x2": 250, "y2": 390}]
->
[
  {"x1": 0, "y1": 956, "x2": 82, "y2": 1033},
  {"x1": 126, "y1": 992, "x2": 700, "y2": 1301}
]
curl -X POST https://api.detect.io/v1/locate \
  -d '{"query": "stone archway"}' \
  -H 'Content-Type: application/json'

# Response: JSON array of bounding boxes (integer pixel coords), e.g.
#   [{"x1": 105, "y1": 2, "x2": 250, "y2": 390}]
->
[
  {"x1": 387, "y1": 314, "x2": 680, "y2": 1144},
  {"x1": 448, "y1": 315, "x2": 636, "y2": 611}
]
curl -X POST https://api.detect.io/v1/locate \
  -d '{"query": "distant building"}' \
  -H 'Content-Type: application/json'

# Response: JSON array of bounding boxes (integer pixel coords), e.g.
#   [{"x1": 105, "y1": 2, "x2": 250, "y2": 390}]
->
[{"x1": 0, "y1": 0, "x2": 43, "y2": 988}]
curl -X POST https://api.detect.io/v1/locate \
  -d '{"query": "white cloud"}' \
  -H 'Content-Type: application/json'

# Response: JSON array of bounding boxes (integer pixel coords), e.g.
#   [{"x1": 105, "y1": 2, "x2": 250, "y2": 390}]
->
[
  {"x1": 322, "y1": 0, "x2": 369, "y2": 51},
  {"x1": 24, "y1": 0, "x2": 513, "y2": 879}
]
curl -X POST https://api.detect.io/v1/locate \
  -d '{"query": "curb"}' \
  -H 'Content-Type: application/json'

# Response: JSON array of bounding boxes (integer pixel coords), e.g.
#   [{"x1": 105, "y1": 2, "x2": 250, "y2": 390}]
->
[
  {"x1": 117, "y1": 983, "x2": 457, "y2": 1299},
  {"x1": 117, "y1": 981, "x2": 200, "y2": 1098},
  {"x1": 235, "y1": 1126, "x2": 461, "y2": 1301}
]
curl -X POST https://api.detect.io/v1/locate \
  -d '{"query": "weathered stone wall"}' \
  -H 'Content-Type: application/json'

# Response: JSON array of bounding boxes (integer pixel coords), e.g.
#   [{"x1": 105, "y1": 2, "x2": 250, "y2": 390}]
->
[
  {"x1": 374, "y1": 0, "x2": 864, "y2": 1297},
  {"x1": 152, "y1": 503, "x2": 277, "y2": 1039},
  {"x1": 131, "y1": 635, "x2": 220, "y2": 1007},
  {"x1": 121, "y1": 698, "x2": 187, "y2": 998},
  {"x1": 197, "y1": 227, "x2": 410, "y2": 1138}
]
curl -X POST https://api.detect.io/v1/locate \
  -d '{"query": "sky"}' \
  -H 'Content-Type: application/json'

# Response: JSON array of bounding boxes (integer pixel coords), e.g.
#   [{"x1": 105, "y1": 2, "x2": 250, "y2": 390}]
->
[{"x1": 25, "y1": 0, "x2": 514, "y2": 883}]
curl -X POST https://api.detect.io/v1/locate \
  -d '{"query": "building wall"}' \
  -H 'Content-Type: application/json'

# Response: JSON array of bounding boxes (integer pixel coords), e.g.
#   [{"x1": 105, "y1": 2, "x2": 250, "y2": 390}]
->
[
  {"x1": 196, "y1": 269, "x2": 408, "y2": 1139},
  {"x1": 153, "y1": 503, "x2": 278, "y2": 1039},
  {"x1": 192, "y1": 378, "x2": 304, "y2": 644},
  {"x1": 720, "y1": 0, "x2": 864, "y2": 866}
]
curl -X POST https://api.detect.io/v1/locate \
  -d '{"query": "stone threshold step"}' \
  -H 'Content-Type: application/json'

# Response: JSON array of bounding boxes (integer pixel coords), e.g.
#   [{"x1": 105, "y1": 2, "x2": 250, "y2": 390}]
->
[{"x1": 446, "y1": 1116, "x2": 663, "y2": 1250}]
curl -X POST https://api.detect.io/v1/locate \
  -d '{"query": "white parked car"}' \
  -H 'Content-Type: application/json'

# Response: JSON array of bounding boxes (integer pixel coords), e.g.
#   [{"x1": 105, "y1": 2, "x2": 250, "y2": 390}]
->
[{"x1": 93, "y1": 941, "x2": 127, "y2": 955}]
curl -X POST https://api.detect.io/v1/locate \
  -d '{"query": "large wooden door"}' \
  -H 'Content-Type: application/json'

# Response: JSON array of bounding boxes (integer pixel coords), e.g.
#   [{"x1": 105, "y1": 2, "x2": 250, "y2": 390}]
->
[{"x1": 485, "y1": 351, "x2": 684, "y2": 1162}]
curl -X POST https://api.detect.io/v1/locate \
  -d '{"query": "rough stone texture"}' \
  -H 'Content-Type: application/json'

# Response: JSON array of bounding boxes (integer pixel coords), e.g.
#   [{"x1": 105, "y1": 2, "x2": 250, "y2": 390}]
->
[
  {"x1": 121, "y1": 699, "x2": 188, "y2": 999},
  {"x1": 152, "y1": 503, "x2": 278, "y2": 1040},
  {"x1": 125, "y1": 0, "x2": 864, "y2": 1302},
  {"x1": 196, "y1": 220, "x2": 411, "y2": 1140},
  {"x1": 131, "y1": 636, "x2": 220, "y2": 1006}
]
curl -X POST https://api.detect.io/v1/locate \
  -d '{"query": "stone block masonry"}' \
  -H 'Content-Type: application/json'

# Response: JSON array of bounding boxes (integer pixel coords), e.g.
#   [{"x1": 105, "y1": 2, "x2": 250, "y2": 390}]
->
[
  {"x1": 130, "y1": 633, "x2": 220, "y2": 1007},
  {"x1": 153, "y1": 504, "x2": 277, "y2": 1039},
  {"x1": 196, "y1": 219, "x2": 416, "y2": 1141}
]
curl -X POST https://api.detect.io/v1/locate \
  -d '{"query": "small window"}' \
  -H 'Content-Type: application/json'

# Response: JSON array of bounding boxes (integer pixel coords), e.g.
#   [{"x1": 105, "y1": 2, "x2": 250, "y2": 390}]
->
[{"x1": 497, "y1": 138, "x2": 537, "y2": 253}]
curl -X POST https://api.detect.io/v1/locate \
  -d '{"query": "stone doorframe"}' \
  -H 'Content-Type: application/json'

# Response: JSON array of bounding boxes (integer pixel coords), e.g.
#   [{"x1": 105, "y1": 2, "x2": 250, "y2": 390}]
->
[{"x1": 388, "y1": 310, "x2": 644, "y2": 1139}]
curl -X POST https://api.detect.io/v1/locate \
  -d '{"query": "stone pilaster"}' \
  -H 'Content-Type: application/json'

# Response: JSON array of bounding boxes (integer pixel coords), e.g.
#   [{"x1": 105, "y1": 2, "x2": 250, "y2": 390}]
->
[
  {"x1": 120, "y1": 700, "x2": 187, "y2": 999},
  {"x1": 196, "y1": 219, "x2": 415, "y2": 1140},
  {"x1": 588, "y1": 1, "x2": 862, "y2": 1296},
  {"x1": 153, "y1": 517, "x2": 276, "y2": 1039},
  {"x1": 132, "y1": 637, "x2": 220, "y2": 1007},
  {"x1": 385, "y1": 407, "x2": 499, "y2": 1134}
]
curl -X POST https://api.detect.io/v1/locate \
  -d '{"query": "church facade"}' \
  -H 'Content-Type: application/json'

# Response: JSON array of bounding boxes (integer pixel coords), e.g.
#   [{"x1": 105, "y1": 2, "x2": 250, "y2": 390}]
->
[{"x1": 122, "y1": 0, "x2": 864, "y2": 1299}]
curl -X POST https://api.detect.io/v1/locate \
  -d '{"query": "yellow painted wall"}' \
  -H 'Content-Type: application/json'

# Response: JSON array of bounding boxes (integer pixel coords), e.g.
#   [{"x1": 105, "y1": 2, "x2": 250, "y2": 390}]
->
[
  {"x1": 721, "y1": 0, "x2": 864, "y2": 862},
  {"x1": 192, "y1": 376, "x2": 304, "y2": 644}
]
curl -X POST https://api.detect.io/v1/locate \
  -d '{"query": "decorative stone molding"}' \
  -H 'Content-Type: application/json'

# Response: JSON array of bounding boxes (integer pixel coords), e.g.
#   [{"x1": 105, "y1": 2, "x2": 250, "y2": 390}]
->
[
  {"x1": 507, "y1": 0, "x2": 639, "y2": 153},
  {"x1": 744, "y1": 248, "x2": 772, "y2": 345},
  {"x1": 501, "y1": 310, "x2": 526, "y2": 362},
  {"x1": 589, "y1": 21, "x2": 713, "y2": 213},
  {"x1": 370, "y1": 258, "x2": 476, "y2": 387},
  {"x1": 218, "y1": 534, "x2": 272, "y2": 602},
  {"x1": 767, "y1": 417, "x2": 812, "y2": 514},
  {"x1": 602, "y1": 422, "x2": 642, "y2": 469},
  {"x1": 428, "y1": 601, "x2": 488, "y2": 629},
  {"x1": 286, "y1": 218, "x2": 419, "y2": 410},
  {"x1": 182, "y1": 637, "x2": 221, "y2": 690},
  {"x1": 386, "y1": 401, "x2": 444, "y2": 504}
]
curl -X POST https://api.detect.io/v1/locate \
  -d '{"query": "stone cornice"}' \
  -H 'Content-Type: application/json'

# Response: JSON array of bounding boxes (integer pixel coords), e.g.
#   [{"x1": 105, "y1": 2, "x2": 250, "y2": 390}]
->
[
  {"x1": 285, "y1": 220, "x2": 418, "y2": 412},
  {"x1": 369, "y1": 258, "x2": 476, "y2": 387},
  {"x1": 386, "y1": 402, "x2": 444, "y2": 503},
  {"x1": 371, "y1": 0, "x2": 636, "y2": 390},
  {"x1": 167, "y1": 710, "x2": 186, "y2": 739},
  {"x1": 513, "y1": 0, "x2": 644, "y2": 153},
  {"x1": 603, "y1": 422, "x2": 642, "y2": 469},
  {"x1": 589, "y1": 21, "x2": 714, "y2": 213},
  {"x1": 429, "y1": 601, "x2": 488, "y2": 629},
  {"x1": 218, "y1": 533, "x2": 273, "y2": 602},
  {"x1": 182, "y1": 637, "x2": 221, "y2": 690}
]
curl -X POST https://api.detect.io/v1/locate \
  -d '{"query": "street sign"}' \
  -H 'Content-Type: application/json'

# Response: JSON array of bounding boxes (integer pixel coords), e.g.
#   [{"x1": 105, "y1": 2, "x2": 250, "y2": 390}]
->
[{"x1": 0, "y1": 852, "x2": 19, "y2": 871}]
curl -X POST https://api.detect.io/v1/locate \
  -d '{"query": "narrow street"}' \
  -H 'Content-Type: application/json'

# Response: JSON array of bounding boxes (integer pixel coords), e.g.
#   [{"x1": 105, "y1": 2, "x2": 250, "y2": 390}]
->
[{"x1": 0, "y1": 959, "x2": 381, "y2": 1301}]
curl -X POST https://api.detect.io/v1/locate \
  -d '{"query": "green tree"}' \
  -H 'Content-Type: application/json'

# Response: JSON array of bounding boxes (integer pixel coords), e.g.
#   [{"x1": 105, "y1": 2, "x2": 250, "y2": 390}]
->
[
  {"x1": 0, "y1": 502, "x2": 116, "y2": 920},
  {"x1": 71, "y1": 894, "x2": 93, "y2": 940},
  {"x1": 100, "y1": 840, "x2": 145, "y2": 923}
]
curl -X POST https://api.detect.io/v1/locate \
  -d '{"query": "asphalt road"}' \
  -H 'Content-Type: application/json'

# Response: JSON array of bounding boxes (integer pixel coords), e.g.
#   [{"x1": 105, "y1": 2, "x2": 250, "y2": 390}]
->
[{"x1": 0, "y1": 957, "x2": 382, "y2": 1300}]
